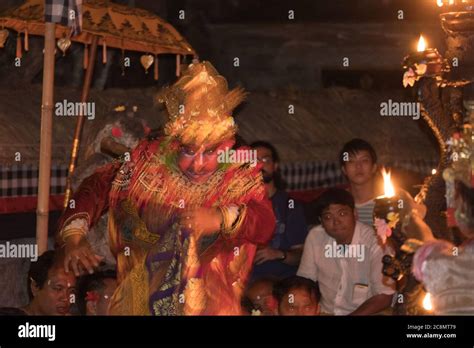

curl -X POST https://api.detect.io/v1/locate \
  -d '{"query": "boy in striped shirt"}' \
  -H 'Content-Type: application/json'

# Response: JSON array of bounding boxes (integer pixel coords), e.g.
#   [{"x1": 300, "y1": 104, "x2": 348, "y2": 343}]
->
[{"x1": 339, "y1": 139, "x2": 382, "y2": 227}]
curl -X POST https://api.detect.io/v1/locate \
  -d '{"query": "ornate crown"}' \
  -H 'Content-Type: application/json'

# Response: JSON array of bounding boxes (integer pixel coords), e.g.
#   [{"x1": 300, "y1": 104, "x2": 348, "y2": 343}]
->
[{"x1": 156, "y1": 61, "x2": 247, "y2": 146}]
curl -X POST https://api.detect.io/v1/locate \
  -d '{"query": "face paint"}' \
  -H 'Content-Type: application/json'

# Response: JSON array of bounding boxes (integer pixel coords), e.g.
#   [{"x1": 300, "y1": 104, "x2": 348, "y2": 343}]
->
[{"x1": 177, "y1": 140, "x2": 234, "y2": 183}]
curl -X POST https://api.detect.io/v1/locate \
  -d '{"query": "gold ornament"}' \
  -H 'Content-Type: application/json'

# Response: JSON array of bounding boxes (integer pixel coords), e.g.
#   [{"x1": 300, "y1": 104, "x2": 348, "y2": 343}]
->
[
  {"x1": 57, "y1": 37, "x2": 71, "y2": 56},
  {"x1": 140, "y1": 54, "x2": 154, "y2": 73},
  {"x1": 0, "y1": 29, "x2": 9, "y2": 48},
  {"x1": 156, "y1": 61, "x2": 247, "y2": 146}
]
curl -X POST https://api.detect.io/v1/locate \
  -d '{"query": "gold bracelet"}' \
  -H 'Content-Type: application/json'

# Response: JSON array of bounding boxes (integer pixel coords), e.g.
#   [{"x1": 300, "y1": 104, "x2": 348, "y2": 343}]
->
[
  {"x1": 401, "y1": 238, "x2": 424, "y2": 254},
  {"x1": 218, "y1": 206, "x2": 231, "y2": 231},
  {"x1": 221, "y1": 204, "x2": 247, "y2": 239},
  {"x1": 61, "y1": 228, "x2": 86, "y2": 243}
]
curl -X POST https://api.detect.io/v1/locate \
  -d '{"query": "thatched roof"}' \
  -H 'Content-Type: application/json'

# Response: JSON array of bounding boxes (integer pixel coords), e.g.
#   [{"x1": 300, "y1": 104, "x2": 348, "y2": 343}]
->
[
  {"x1": 0, "y1": 85, "x2": 165, "y2": 165},
  {"x1": 0, "y1": 85, "x2": 439, "y2": 166},
  {"x1": 238, "y1": 87, "x2": 439, "y2": 163}
]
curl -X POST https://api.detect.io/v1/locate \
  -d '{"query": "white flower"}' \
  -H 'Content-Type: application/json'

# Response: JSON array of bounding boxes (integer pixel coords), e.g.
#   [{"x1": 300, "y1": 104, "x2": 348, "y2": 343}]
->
[{"x1": 403, "y1": 68, "x2": 417, "y2": 88}]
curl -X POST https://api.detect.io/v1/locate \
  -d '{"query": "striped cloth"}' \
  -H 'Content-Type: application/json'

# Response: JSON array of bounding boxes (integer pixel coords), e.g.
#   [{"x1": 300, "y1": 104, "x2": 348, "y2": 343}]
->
[
  {"x1": 0, "y1": 164, "x2": 68, "y2": 197},
  {"x1": 0, "y1": 159, "x2": 437, "y2": 198},
  {"x1": 355, "y1": 200, "x2": 376, "y2": 227},
  {"x1": 280, "y1": 161, "x2": 344, "y2": 191},
  {"x1": 280, "y1": 159, "x2": 437, "y2": 191},
  {"x1": 45, "y1": 0, "x2": 83, "y2": 35}
]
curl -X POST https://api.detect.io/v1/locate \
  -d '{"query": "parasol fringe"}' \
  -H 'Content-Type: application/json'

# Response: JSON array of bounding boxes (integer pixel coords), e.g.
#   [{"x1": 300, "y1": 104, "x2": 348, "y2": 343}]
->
[
  {"x1": 24, "y1": 22, "x2": 29, "y2": 51},
  {"x1": 154, "y1": 55, "x2": 159, "y2": 80},
  {"x1": 176, "y1": 54, "x2": 180, "y2": 77},
  {"x1": 102, "y1": 38, "x2": 107, "y2": 64},
  {"x1": 83, "y1": 44, "x2": 88, "y2": 69},
  {"x1": 16, "y1": 33, "x2": 22, "y2": 59}
]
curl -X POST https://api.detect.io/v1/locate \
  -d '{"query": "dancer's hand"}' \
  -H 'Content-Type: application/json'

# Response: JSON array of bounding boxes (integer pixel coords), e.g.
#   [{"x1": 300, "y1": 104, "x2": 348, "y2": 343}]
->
[
  {"x1": 398, "y1": 189, "x2": 427, "y2": 219},
  {"x1": 179, "y1": 207, "x2": 223, "y2": 237},
  {"x1": 63, "y1": 234, "x2": 103, "y2": 276},
  {"x1": 397, "y1": 189, "x2": 435, "y2": 242}
]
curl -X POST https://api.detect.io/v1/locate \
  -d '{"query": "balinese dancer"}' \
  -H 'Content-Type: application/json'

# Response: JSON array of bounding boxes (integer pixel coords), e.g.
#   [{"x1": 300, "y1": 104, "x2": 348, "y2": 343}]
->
[{"x1": 57, "y1": 61, "x2": 275, "y2": 315}]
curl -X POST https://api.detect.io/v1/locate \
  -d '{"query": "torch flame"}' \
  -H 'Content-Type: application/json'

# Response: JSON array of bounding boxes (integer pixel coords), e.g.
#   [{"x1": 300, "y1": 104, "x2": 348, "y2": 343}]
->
[
  {"x1": 417, "y1": 35, "x2": 427, "y2": 52},
  {"x1": 437, "y1": 0, "x2": 444, "y2": 6},
  {"x1": 423, "y1": 292, "x2": 433, "y2": 311},
  {"x1": 382, "y1": 168, "x2": 395, "y2": 198}
]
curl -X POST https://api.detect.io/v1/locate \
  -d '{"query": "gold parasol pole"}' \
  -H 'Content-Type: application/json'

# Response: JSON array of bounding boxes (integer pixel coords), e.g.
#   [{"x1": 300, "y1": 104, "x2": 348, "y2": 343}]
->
[
  {"x1": 36, "y1": 22, "x2": 56, "y2": 255},
  {"x1": 63, "y1": 35, "x2": 99, "y2": 209}
]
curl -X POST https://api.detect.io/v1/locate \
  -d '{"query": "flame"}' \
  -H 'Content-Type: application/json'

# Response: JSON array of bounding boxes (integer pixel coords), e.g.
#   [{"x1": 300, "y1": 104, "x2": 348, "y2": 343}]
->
[
  {"x1": 431, "y1": 168, "x2": 437, "y2": 175},
  {"x1": 438, "y1": 0, "x2": 464, "y2": 6},
  {"x1": 382, "y1": 168, "x2": 395, "y2": 198},
  {"x1": 423, "y1": 292, "x2": 433, "y2": 311},
  {"x1": 417, "y1": 35, "x2": 427, "y2": 52}
]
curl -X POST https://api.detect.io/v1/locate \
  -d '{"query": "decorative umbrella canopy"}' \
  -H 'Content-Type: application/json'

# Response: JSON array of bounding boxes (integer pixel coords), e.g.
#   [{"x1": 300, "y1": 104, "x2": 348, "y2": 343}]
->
[
  {"x1": 0, "y1": 0, "x2": 198, "y2": 215},
  {"x1": 0, "y1": 0, "x2": 196, "y2": 57}
]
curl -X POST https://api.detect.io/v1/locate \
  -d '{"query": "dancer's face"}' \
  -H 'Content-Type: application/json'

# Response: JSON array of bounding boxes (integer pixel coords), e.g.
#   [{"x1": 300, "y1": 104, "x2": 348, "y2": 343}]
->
[{"x1": 177, "y1": 140, "x2": 234, "y2": 184}]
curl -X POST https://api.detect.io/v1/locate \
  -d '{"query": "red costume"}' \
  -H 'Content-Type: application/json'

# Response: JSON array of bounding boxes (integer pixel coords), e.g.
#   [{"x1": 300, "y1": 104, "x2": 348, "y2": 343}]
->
[{"x1": 58, "y1": 61, "x2": 275, "y2": 315}]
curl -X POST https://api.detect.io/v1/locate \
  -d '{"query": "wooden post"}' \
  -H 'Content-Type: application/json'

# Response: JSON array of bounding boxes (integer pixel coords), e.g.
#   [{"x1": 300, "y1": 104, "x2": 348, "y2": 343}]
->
[
  {"x1": 36, "y1": 22, "x2": 56, "y2": 255},
  {"x1": 63, "y1": 35, "x2": 99, "y2": 209}
]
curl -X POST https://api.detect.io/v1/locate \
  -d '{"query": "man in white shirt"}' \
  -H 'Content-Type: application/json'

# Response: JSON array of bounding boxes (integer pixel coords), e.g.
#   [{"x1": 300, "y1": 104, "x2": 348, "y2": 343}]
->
[{"x1": 297, "y1": 188, "x2": 395, "y2": 315}]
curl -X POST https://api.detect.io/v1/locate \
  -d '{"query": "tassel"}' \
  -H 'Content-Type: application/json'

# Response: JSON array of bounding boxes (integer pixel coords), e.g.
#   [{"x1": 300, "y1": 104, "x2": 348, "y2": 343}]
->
[
  {"x1": 83, "y1": 44, "x2": 88, "y2": 70},
  {"x1": 24, "y1": 23, "x2": 29, "y2": 51},
  {"x1": 16, "y1": 33, "x2": 22, "y2": 59},
  {"x1": 121, "y1": 49, "x2": 125, "y2": 76},
  {"x1": 154, "y1": 55, "x2": 159, "y2": 80},
  {"x1": 102, "y1": 39, "x2": 107, "y2": 64},
  {"x1": 176, "y1": 54, "x2": 180, "y2": 77}
]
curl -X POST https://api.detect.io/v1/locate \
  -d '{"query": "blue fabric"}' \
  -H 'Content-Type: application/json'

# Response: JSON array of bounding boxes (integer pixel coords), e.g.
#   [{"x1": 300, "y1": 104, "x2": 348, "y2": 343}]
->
[{"x1": 250, "y1": 190, "x2": 308, "y2": 281}]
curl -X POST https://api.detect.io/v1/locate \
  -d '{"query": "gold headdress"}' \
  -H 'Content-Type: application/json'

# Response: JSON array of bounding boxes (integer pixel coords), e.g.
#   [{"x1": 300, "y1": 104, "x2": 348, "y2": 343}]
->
[{"x1": 157, "y1": 61, "x2": 246, "y2": 146}]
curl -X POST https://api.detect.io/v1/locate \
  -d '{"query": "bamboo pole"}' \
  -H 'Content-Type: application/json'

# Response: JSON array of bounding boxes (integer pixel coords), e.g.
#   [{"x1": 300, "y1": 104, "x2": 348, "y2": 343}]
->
[
  {"x1": 63, "y1": 35, "x2": 99, "y2": 209},
  {"x1": 36, "y1": 22, "x2": 56, "y2": 255}
]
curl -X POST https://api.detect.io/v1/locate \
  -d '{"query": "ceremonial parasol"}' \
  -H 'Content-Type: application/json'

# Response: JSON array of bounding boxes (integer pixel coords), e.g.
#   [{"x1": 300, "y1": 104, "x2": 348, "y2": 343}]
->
[{"x1": 0, "y1": 0, "x2": 196, "y2": 253}]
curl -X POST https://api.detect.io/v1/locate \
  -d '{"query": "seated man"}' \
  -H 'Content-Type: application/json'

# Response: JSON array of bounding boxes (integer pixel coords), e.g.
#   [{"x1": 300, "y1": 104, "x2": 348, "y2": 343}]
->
[
  {"x1": 273, "y1": 276, "x2": 320, "y2": 316},
  {"x1": 0, "y1": 250, "x2": 76, "y2": 315},
  {"x1": 76, "y1": 269, "x2": 117, "y2": 315},
  {"x1": 297, "y1": 188, "x2": 395, "y2": 315},
  {"x1": 250, "y1": 141, "x2": 308, "y2": 281}
]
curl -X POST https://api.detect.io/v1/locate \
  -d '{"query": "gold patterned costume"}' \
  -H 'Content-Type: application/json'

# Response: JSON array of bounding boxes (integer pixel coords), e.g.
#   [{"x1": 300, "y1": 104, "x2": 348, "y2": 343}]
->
[{"x1": 58, "y1": 62, "x2": 275, "y2": 315}]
